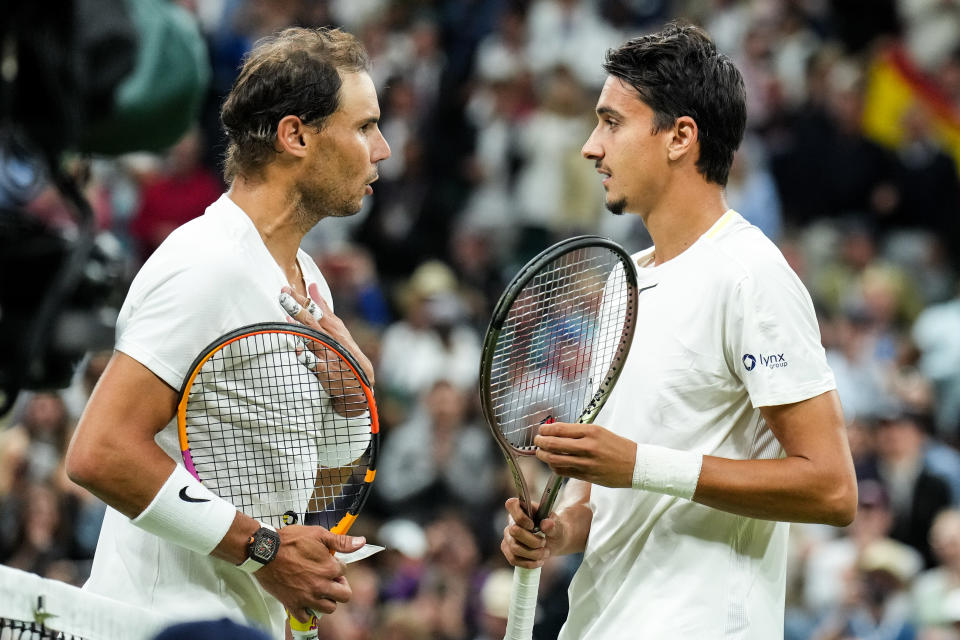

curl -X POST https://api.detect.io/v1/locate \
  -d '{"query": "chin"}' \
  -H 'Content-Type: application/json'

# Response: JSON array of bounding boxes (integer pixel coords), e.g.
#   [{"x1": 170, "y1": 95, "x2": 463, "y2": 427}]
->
[{"x1": 606, "y1": 197, "x2": 627, "y2": 216}]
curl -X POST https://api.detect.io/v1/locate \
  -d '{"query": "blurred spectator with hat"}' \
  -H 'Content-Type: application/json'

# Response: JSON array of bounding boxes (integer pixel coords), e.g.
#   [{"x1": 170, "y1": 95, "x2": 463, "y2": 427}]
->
[
  {"x1": 378, "y1": 261, "x2": 481, "y2": 408},
  {"x1": 803, "y1": 480, "x2": 923, "y2": 624},
  {"x1": 811, "y1": 537, "x2": 921, "y2": 640}
]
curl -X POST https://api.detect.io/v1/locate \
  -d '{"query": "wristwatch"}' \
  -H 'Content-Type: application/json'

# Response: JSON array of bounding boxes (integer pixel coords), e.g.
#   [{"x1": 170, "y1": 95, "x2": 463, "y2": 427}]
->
[{"x1": 238, "y1": 523, "x2": 280, "y2": 573}]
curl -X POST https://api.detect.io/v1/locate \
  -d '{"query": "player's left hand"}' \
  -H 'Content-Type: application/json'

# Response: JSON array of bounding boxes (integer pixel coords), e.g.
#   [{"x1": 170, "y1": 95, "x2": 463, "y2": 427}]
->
[{"x1": 534, "y1": 422, "x2": 637, "y2": 488}]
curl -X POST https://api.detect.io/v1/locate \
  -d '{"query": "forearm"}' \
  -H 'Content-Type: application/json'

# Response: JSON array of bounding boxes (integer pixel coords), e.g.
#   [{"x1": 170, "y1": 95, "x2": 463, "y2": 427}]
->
[
  {"x1": 552, "y1": 501, "x2": 593, "y2": 555},
  {"x1": 68, "y1": 434, "x2": 177, "y2": 518},
  {"x1": 693, "y1": 454, "x2": 855, "y2": 526},
  {"x1": 535, "y1": 392, "x2": 857, "y2": 528},
  {"x1": 551, "y1": 479, "x2": 593, "y2": 556}
]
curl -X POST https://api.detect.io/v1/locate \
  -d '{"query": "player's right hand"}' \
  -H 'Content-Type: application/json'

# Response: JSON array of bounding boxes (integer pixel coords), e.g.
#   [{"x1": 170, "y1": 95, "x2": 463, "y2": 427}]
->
[
  {"x1": 254, "y1": 524, "x2": 365, "y2": 621},
  {"x1": 500, "y1": 497, "x2": 563, "y2": 570}
]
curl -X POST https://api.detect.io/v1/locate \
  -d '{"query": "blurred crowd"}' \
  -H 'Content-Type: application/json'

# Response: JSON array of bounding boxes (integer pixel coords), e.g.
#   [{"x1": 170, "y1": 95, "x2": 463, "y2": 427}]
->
[{"x1": 4, "y1": 0, "x2": 960, "y2": 638}]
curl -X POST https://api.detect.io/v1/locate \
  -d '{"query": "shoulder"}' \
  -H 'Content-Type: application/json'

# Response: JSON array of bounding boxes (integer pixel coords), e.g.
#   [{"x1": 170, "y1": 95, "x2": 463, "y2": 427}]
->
[
  {"x1": 132, "y1": 198, "x2": 253, "y2": 290},
  {"x1": 703, "y1": 214, "x2": 808, "y2": 303},
  {"x1": 709, "y1": 215, "x2": 793, "y2": 278}
]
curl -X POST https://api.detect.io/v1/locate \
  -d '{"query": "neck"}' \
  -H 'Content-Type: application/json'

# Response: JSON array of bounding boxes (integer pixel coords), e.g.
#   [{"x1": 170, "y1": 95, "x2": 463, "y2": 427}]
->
[
  {"x1": 641, "y1": 171, "x2": 729, "y2": 265},
  {"x1": 227, "y1": 175, "x2": 308, "y2": 274}
]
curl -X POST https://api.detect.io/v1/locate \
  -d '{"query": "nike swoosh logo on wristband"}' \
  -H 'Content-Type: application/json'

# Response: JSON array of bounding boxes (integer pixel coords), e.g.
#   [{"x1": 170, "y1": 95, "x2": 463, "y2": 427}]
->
[{"x1": 179, "y1": 487, "x2": 210, "y2": 503}]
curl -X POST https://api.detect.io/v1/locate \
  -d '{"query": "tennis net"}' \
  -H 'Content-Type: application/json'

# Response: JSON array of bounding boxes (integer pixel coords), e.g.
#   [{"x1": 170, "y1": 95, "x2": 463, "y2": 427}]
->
[{"x1": 0, "y1": 564, "x2": 173, "y2": 640}]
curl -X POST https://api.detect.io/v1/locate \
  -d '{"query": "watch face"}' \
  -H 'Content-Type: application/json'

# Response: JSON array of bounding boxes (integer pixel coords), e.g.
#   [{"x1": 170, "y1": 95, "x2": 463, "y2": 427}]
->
[{"x1": 251, "y1": 529, "x2": 279, "y2": 563}]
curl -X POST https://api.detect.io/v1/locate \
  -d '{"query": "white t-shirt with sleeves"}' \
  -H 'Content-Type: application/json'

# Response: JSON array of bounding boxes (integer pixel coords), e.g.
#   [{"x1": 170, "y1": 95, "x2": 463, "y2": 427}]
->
[
  {"x1": 84, "y1": 194, "x2": 333, "y2": 637},
  {"x1": 559, "y1": 210, "x2": 836, "y2": 640}
]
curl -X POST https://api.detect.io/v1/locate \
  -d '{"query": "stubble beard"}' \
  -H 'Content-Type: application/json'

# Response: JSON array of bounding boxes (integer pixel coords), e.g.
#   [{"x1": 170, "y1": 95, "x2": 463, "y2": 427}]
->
[
  {"x1": 293, "y1": 179, "x2": 362, "y2": 233},
  {"x1": 606, "y1": 196, "x2": 627, "y2": 216}
]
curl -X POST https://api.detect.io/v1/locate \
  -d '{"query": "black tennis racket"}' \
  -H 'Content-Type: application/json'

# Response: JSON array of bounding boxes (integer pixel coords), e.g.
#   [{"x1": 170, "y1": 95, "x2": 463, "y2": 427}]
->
[
  {"x1": 479, "y1": 236, "x2": 638, "y2": 639},
  {"x1": 177, "y1": 322, "x2": 379, "y2": 639}
]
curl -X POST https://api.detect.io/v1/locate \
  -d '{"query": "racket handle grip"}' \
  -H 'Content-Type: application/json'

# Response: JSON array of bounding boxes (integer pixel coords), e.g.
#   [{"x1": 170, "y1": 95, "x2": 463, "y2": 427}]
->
[
  {"x1": 288, "y1": 611, "x2": 322, "y2": 640},
  {"x1": 505, "y1": 566, "x2": 541, "y2": 640}
]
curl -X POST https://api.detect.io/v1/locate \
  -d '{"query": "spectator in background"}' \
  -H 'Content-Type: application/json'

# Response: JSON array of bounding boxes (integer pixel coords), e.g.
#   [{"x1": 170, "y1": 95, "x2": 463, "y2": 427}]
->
[
  {"x1": 311, "y1": 244, "x2": 392, "y2": 329},
  {"x1": 885, "y1": 105, "x2": 960, "y2": 244},
  {"x1": 415, "y1": 513, "x2": 487, "y2": 639},
  {"x1": 474, "y1": 568, "x2": 511, "y2": 640},
  {"x1": 772, "y1": 58, "x2": 898, "y2": 225},
  {"x1": 10, "y1": 393, "x2": 73, "y2": 483},
  {"x1": 913, "y1": 509, "x2": 960, "y2": 633},
  {"x1": 725, "y1": 136, "x2": 783, "y2": 241},
  {"x1": 861, "y1": 411, "x2": 954, "y2": 566},
  {"x1": 62, "y1": 351, "x2": 112, "y2": 422},
  {"x1": 825, "y1": 309, "x2": 894, "y2": 423},
  {"x1": 802, "y1": 481, "x2": 923, "y2": 627},
  {"x1": 0, "y1": 427, "x2": 30, "y2": 561},
  {"x1": 128, "y1": 129, "x2": 222, "y2": 262},
  {"x1": 376, "y1": 380, "x2": 498, "y2": 523},
  {"x1": 5, "y1": 483, "x2": 68, "y2": 577},
  {"x1": 473, "y1": 5, "x2": 528, "y2": 86},
  {"x1": 913, "y1": 283, "x2": 960, "y2": 440},
  {"x1": 513, "y1": 65, "x2": 605, "y2": 252},
  {"x1": 448, "y1": 224, "x2": 508, "y2": 329},
  {"x1": 378, "y1": 262, "x2": 481, "y2": 404},
  {"x1": 525, "y1": 0, "x2": 621, "y2": 87},
  {"x1": 460, "y1": 71, "x2": 529, "y2": 238},
  {"x1": 811, "y1": 538, "x2": 921, "y2": 640}
]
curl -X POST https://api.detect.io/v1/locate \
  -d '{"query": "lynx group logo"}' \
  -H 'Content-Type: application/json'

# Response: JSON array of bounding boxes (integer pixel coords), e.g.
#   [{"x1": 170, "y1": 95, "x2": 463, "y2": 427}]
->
[{"x1": 743, "y1": 353, "x2": 788, "y2": 371}]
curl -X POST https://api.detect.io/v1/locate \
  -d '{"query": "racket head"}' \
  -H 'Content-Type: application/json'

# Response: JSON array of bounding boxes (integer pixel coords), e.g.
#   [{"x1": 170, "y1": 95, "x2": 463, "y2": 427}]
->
[
  {"x1": 479, "y1": 236, "x2": 638, "y2": 515},
  {"x1": 177, "y1": 322, "x2": 379, "y2": 536}
]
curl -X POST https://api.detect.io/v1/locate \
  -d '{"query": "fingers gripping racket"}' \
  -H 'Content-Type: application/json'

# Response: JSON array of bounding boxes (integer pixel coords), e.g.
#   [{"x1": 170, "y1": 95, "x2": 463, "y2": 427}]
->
[
  {"x1": 479, "y1": 236, "x2": 638, "y2": 640},
  {"x1": 177, "y1": 322, "x2": 379, "y2": 639}
]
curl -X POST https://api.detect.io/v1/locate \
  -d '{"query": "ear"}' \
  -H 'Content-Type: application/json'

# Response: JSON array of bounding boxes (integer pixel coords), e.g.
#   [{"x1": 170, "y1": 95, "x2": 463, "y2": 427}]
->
[
  {"x1": 276, "y1": 115, "x2": 310, "y2": 158},
  {"x1": 667, "y1": 116, "x2": 698, "y2": 162}
]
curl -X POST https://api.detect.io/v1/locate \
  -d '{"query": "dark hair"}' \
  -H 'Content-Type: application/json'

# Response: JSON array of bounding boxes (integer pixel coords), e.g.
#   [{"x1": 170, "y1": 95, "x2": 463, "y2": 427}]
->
[
  {"x1": 220, "y1": 27, "x2": 369, "y2": 183},
  {"x1": 602, "y1": 21, "x2": 746, "y2": 186}
]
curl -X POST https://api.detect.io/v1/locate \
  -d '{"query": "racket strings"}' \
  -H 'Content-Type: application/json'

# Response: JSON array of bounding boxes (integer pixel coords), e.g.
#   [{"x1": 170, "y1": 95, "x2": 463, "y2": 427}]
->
[
  {"x1": 184, "y1": 331, "x2": 373, "y2": 530},
  {"x1": 488, "y1": 248, "x2": 633, "y2": 451}
]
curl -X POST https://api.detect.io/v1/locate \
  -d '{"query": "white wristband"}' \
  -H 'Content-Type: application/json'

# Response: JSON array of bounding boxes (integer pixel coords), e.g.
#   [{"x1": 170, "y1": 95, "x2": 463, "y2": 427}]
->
[
  {"x1": 631, "y1": 444, "x2": 703, "y2": 500},
  {"x1": 132, "y1": 464, "x2": 237, "y2": 555}
]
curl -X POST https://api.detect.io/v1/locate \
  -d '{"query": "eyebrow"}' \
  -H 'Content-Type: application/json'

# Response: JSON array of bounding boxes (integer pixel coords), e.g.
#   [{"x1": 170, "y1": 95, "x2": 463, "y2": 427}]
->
[
  {"x1": 357, "y1": 116, "x2": 380, "y2": 127},
  {"x1": 596, "y1": 106, "x2": 624, "y2": 119}
]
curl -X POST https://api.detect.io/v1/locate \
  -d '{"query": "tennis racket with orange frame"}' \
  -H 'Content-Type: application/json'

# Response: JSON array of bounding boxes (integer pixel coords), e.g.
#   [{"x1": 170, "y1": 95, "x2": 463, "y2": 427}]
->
[{"x1": 177, "y1": 322, "x2": 379, "y2": 639}]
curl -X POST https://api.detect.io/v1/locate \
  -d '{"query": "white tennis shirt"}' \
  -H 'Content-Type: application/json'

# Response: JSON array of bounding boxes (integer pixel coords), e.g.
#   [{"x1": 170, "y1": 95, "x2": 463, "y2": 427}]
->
[
  {"x1": 84, "y1": 194, "x2": 333, "y2": 637},
  {"x1": 559, "y1": 211, "x2": 836, "y2": 640}
]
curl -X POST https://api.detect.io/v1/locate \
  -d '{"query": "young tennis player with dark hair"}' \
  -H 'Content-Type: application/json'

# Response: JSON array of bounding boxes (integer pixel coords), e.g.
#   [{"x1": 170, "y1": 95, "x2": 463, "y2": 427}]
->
[
  {"x1": 500, "y1": 22, "x2": 857, "y2": 638},
  {"x1": 66, "y1": 27, "x2": 389, "y2": 636}
]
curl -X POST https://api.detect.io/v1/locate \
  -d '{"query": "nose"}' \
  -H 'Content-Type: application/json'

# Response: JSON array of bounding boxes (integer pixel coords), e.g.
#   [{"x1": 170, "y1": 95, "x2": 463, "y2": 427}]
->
[
  {"x1": 372, "y1": 129, "x2": 391, "y2": 164},
  {"x1": 581, "y1": 126, "x2": 602, "y2": 161}
]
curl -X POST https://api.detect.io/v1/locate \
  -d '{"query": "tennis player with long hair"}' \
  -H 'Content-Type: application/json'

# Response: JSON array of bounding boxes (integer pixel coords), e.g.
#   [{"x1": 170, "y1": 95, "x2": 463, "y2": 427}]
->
[
  {"x1": 499, "y1": 22, "x2": 857, "y2": 638},
  {"x1": 65, "y1": 27, "x2": 389, "y2": 636}
]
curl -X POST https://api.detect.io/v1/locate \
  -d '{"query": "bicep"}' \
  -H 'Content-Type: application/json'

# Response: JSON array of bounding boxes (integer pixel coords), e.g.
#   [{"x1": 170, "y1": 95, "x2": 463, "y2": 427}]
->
[{"x1": 760, "y1": 390, "x2": 851, "y2": 469}]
